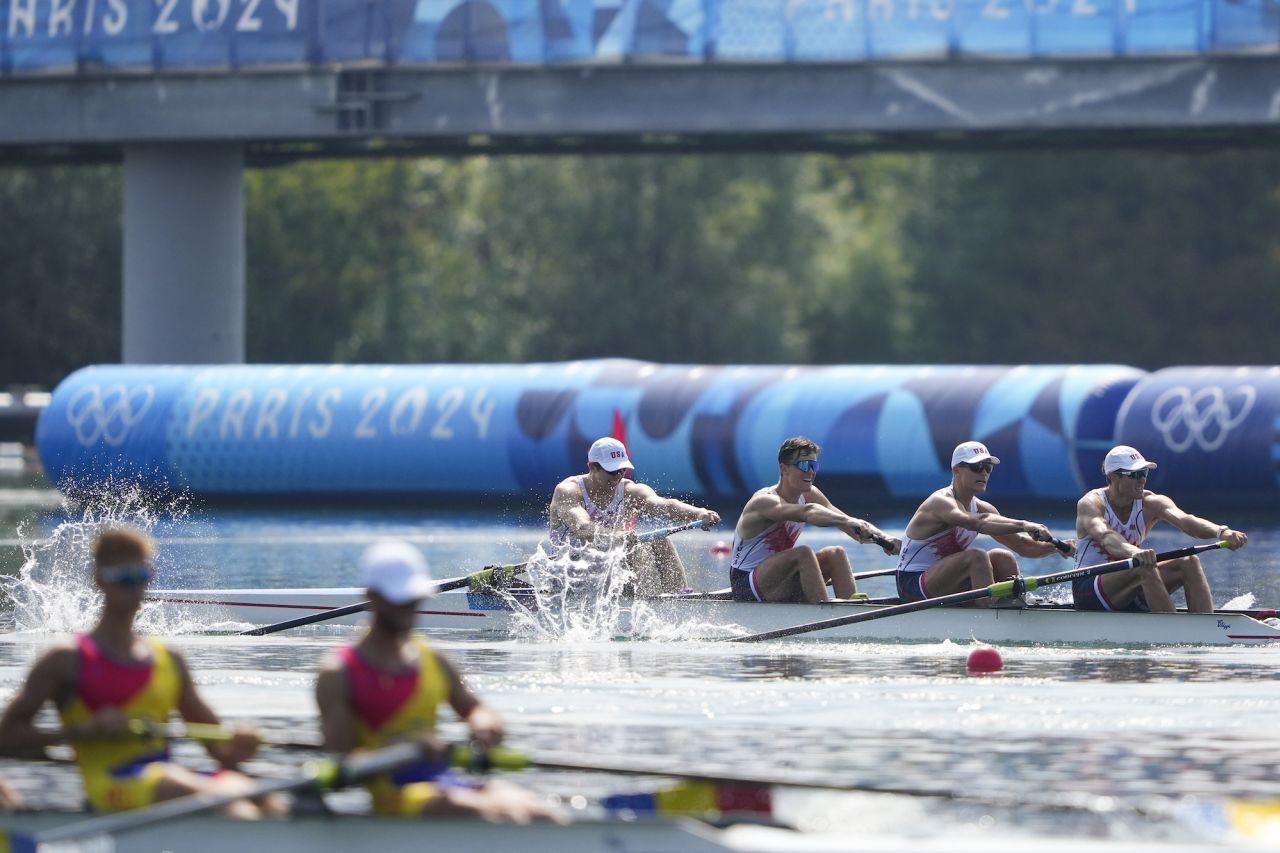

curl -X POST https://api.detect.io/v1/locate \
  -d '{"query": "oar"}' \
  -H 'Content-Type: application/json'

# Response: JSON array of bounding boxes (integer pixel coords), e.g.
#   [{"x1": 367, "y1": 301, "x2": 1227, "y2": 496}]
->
[
  {"x1": 126, "y1": 720, "x2": 320, "y2": 751},
  {"x1": 459, "y1": 746, "x2": 1152, "y2": 818},
  {"x1": 236, "y1": 565, "x2": 523, "y2": 636},
  {"x1": 4, "y1": 741, "x2": 427, "y2": 848},
  {"x1": 240, "y1": 519, "x2": 711, "y2": 636},
  {"x1": 731, "y1": 541, "x2": 1229, "y2": 643}
]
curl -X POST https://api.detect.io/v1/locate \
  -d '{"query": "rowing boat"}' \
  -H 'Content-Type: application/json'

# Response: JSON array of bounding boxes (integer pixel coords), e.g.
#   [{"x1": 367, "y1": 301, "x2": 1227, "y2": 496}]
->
[
  {"x1": 148, "y1": 587, "x2": 1280, "y2": 646},
  {"x1": 0, "y1": 810, "x2": 1259, "y2": 853}
]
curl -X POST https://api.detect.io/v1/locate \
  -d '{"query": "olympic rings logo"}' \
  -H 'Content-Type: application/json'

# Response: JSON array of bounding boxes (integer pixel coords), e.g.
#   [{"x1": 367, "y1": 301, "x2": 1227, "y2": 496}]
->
[
  {"x1": 1149, "y1": 384, "x2": 1255, "y2": 453},
  {"x1": 64, "y1": 384, "x2": 155, "y2": 447}
]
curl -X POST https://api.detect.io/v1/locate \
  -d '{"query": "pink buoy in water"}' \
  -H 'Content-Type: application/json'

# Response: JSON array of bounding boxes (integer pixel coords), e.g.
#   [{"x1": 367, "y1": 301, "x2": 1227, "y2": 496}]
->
[{"x1": 967, "y1": 646, "x2": 1004, "y2": 674}]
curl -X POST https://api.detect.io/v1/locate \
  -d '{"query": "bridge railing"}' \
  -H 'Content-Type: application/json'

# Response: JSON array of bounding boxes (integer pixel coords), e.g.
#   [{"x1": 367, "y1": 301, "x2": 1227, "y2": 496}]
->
[{"x1": 2, "y1": 0, "x2": 1279, "y2": 75}]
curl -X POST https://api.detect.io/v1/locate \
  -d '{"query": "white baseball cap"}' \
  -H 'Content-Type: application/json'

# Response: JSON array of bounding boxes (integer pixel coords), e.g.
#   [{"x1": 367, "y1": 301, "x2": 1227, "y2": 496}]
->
[
  {"x1": 951, "y1": 441, "x2": 1001, "y2": 468},
  {"x1": 1103, "y1": 445, "x2": 1158, "y2": 475},
  {"x1": 359, "y1": 541, "x2": 434, "y2": 604},
  {"x1": 587, "y1": 437, "x2": 634, "y2": 473}
]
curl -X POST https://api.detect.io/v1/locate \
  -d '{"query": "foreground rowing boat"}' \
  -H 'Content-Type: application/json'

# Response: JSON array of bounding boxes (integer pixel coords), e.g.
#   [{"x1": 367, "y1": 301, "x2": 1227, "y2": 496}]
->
[
  {"x1": 147, "y1": 587, "x2": 1280, "y2": 646},
  {"x1": 0, "y1": 810, "x2": 1260, "y2": 853}
]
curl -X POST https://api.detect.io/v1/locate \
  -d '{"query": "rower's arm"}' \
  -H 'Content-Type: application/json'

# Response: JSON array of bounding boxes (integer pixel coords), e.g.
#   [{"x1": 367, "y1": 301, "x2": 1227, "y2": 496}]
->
[
  {"x1": 439, "y1": 654, "x2": 504, "y2": 748},
  {"x1": 760, "y1": 491, "x2": 866, "y2": 534},
  {"x1": 940, "y1": 498, "x2": 1054, "y2": 547},
  {"x1": 1076, "y1": 494, "x2": 1144, "y2": 559},
  {"x1": 173, "y1": 651, "x2": 256, "y2": 769},
  {"x1": 806, "y1": 489, "x2": 900, "y2": 553},
  {"x1": 549, "y1": 481, "x2": 595, "y2": 540},
  {"x1": 315, "y1": 659, "x2": 358, "y2": 755},
  {"x1": 1152, "y1": 496, "x2": 1248, "y2": 549},
  {"x1": 629, "y1": 483, "x2": 719, "y2": 527},
  {"x1": 0, "y1": 647, "x2": 74, "y2": 758}
]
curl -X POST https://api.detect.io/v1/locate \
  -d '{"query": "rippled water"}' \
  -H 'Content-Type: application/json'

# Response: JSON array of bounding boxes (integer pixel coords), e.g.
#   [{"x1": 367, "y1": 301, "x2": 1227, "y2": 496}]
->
[{"x1": 1, "y1": 484, "x2": 1278, "y2": 846}]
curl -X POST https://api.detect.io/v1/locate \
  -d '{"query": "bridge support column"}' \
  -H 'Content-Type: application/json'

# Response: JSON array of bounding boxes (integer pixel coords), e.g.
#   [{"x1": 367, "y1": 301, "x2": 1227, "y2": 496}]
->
[{"x1": 123, "y1": 144, "x2": 245, "y2": 364}]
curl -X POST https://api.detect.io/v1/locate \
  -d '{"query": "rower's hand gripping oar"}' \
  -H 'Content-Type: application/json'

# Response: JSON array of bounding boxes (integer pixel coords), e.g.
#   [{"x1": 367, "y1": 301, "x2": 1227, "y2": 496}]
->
[
  {"x1": 238, "y1": 519, "x2": 712, "y2": 636},
  {"x1": 2, "y1": 741, "x2": 428, "y2": 849},
  {"x1": 731, "y1": 540, "x2": 1230, "y2": 643}
]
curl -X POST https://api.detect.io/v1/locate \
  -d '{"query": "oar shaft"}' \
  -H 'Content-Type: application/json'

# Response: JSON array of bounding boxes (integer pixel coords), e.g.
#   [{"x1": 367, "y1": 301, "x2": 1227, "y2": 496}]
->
[
  {"x1": 239, "y1": 599, "x2": 368, "y2": 636},
  {"x1": 29, "y1": 742, "x2": 424, "y2": 845},
  {"x1": 129, "y1": 720, "x2": 319, "y2": 750},
  {"x1": 635, "y1": 519, "x2": 708, "y2": 543},
  {"x1": 1023, "y1": 541, "x2": 1225, "y2": 593},
  {"x1": 852, "y1": 567, "x2": 896, "y2": 581}
]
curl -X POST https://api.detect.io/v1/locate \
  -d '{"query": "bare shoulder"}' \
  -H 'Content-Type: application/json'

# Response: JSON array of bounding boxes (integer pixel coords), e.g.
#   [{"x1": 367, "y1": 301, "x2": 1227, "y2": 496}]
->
[
  {"x1": 552, "y1": 477, "x2": 582, "y2": 497},
  {"x1": 1143, "y1": 491, "x2": 1178, "y2": 516},
  {"x1": 622, "y1": 480, "x2": 659, "y2": 500},
  {"x1": 20, "y1": 643, "x2": 78, "y2": 691},
  {"x1": 32, "y1": 642, "x2": 77, "y2": 674},
  {"x1": 1077, "y1": 490, "x2": 1103, "y2": 512},
  {"x1": 744, "y1": 487, "x2": 782, "y2": 511},
  {"x1": 918, "y1": 488, "x2": 957, "y2": 513},
  {"x1": 315, "y1": 648, "x2": 349, "y2": 676}
]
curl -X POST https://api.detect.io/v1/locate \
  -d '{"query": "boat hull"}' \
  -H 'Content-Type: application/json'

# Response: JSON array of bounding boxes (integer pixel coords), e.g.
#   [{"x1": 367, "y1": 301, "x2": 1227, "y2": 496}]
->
[
  {"x1": 147, "y1": 588, "x2": 1280, "y2": 646},
  {"x1": 0, "y1": 811, "x2": 1255, "y2": 853}
]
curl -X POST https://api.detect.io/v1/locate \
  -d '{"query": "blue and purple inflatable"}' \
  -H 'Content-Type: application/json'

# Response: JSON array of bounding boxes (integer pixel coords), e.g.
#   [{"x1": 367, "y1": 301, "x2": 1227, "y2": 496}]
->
[{"x1": 35, "y1": 360, "x2": 1173, "y2": 502}]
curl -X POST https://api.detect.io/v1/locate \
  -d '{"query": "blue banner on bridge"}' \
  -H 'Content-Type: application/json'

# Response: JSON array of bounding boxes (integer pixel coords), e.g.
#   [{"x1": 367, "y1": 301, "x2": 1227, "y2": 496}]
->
[{"x1": 2, "y1": 0, "x2": 1278, "y2": 74}]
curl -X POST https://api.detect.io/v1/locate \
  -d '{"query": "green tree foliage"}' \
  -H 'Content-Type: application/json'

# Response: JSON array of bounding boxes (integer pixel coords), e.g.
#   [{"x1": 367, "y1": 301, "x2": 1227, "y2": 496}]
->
[
  {"x1": 5, "y1": 148, "x2": 1280, "y2": 388},
  {"x1": 898, "y1": 150, "x2": 1280, "y2": 367},
  {"x1": 0, "y1": 166, "x2": 121, "y2": 387}
]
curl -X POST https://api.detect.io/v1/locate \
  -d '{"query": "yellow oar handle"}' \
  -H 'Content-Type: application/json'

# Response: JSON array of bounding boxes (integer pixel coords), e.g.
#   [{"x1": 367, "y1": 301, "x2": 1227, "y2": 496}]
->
[
  {"x1": 468, "y1": 564, "x2": 526, "y2": 590},
  {"x1": 125, "y1": 719, "x2": 237, "y2": 742},
  {"x1": 449, "y1": 744, "x2": 530, "y2": 771}
]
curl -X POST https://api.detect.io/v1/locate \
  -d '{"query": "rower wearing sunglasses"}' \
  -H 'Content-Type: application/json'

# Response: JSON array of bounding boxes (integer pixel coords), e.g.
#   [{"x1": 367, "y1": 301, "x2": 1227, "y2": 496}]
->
[
  {"x1": 0, "y1": 526, "x2": 278, "y2": 816},
  {"x1": 896, "y1": 441, "x2": 1073, "y2": 606},
  {"x1": 1072, "y1": 445, "x2": 1247, "y2": 613},
  {"x1": 729, "y1": 436, "x2": 900, "y2": 603}
]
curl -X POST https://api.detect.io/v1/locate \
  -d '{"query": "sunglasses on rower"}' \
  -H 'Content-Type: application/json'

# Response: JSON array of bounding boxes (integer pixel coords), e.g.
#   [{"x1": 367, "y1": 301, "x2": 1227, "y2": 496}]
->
[
  {"x1": 99, "y1": 562, "x2": 155, "y2": 586},
  {"x1": 961, "y1": 462, "x2": 995, "y2": 474},
  {"x1": 789, "y1": 459, "x2": 820, "y2": 474},
  {"x1": 1114, "y1": 469, "x2": 1149, "y2": 481}
]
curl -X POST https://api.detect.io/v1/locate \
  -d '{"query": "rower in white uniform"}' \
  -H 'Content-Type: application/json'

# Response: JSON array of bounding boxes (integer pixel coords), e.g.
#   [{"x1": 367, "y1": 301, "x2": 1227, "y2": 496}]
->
[
  {"x1": 1072, "y1": 445, "x2": 1247, "y2": 613},
  {"x1": 896, "y1": 441, "x2": 1073, "y2": 606},
  {"x1": 548, "y1": 437, "x2": 719, "y2": 595},
  {"x1": 729, "y1": 436, "x2": 900, "y2": 603}
]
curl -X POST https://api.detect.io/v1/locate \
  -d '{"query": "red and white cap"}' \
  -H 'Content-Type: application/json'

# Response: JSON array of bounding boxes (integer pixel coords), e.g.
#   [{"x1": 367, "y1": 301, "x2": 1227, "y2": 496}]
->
[
  {"x1": 588, "y1": 437, "x2": 634, "y2": 473},
  {"x1": 951, "y1": 441, "x2": 1001, "y2": 468},
  {"x1": 1103, "y1": 445, "x2": 1158, "y2": 475}
]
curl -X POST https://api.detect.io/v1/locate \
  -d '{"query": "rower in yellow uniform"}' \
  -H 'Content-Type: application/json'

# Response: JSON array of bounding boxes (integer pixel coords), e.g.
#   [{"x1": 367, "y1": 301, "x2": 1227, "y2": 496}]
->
[
  {"x1": 315, "y1": 541, "x2": 561, "y2": 821},
  {"x1": 0, "y1": 526, "x2": 272, "y2": 814}
]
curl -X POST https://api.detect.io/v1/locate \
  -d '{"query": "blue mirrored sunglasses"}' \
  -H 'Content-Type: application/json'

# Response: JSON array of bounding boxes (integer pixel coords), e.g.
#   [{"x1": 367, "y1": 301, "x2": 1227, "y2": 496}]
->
[
  {"x1": 1115, "y1": 469, "x2": 1148, "y2": 480},
  {"x1": 791, "y1": 459, "x2": 820, "y2": 474},
  {"x1": 100, "y1": 562, "x2": 155, "y2": 586}
]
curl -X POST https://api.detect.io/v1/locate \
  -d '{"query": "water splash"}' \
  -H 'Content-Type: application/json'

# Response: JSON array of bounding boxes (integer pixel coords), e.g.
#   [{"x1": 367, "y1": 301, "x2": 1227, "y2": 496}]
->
[
  {"x1": 0, "y1": 481, "x2": 211, "y2": 635},
  {"x1": 1220, "y1": 592, "x2": 1256, "y2": 610},
  {"x1": 499, "y1": 542, "x2": 744, "y2": 642},
  {"x1": 504, "y1": 543, "x2": 635, "y2": 641}
]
